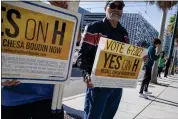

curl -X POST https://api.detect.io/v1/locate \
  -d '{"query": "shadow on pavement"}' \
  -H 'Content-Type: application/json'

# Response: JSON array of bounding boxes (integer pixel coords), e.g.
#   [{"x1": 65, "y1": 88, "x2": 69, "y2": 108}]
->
[
  {"x1": 63, "y1": 104, "x2": 84, "y2": 119},
  {"x1": 155, "y1": 83, "x2": 169, "y2": 87},
  {"x1": 158, "y1": 77, "x2": 178, "y2": 82},
  {"x1": 168, "y1": 85, "x2": 178, "y2": 89},
  {"x1": 147, "y1": 95, "x2": 178, "y2": 107}
]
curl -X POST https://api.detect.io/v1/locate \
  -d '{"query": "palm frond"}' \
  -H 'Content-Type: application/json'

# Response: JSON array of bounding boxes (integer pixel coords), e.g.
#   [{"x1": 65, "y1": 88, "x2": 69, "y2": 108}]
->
[
  {"x1": 169, "y1": 14, "x2": 176, "y2": 23},
  {"x1": 157, "y1": 1, "x2": 178, "y2": 10},
  {"x1": 147, "y1": 1, "x2": 178, "y2": 10},
  {"x1": 167, "y1": 14, "x2": 177, "y2": 35}
]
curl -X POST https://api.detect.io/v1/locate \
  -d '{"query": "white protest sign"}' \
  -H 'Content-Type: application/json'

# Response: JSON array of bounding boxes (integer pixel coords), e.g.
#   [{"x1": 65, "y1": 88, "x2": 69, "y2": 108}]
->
[
  {"x1": 1, "y1": 1, "x2": 81, "y2": 84},
  {"x1": 91, "y1": 37, "x2": 148, "y2": 88}
]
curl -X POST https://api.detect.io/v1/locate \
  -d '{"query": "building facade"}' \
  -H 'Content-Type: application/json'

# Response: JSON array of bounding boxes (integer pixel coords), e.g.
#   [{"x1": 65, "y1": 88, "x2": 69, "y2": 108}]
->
[
  {"x1": 81, "y1": 13, "x2": 159, "y2": 45},
  {"x1": 162, "y1": 31, "x2": 172, "y2": 57}
]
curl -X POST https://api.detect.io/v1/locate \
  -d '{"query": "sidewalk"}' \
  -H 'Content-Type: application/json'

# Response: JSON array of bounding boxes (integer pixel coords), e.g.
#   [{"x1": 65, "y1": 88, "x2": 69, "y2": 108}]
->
[{"x1": 63, "y1": 74, "x2": 178, "y2": 119}]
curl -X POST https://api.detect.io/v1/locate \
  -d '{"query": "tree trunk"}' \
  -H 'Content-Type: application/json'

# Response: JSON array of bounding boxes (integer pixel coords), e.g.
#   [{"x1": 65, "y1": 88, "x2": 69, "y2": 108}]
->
[{"x1": 151, "y1": 9, "x2": 167, "y2": 84}]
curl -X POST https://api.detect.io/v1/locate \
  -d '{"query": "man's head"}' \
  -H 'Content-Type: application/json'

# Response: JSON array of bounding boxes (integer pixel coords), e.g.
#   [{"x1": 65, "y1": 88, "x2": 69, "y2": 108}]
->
[
  {"x1": 105, "y1": 0, "x2": 125, "y2": 21},
  {"x1": 153, "y1": 38, "x2": 161, "y2": 48}
]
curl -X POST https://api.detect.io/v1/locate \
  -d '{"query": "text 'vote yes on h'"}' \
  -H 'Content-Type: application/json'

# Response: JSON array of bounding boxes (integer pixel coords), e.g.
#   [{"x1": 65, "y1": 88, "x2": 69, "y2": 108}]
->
[
  {"x1": 103, "y1": 52, "x2": 140, "y2": 72},
  {"x1": 106, "y1": 40, "x2": 125, "y2": 54}
]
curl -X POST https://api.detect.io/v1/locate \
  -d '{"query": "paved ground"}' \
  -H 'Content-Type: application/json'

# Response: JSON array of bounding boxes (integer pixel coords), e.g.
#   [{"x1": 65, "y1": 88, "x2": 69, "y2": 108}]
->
[
  {"x1": 63, "y1": 74, "x2": 178, "y2": 119},
  {"x1": 63, "y1": 68, "x2": 83, "y2": 98}
]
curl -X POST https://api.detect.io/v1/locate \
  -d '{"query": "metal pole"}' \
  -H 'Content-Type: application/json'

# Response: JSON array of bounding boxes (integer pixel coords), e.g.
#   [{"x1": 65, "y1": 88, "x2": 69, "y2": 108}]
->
[
  {"x1": 164, "y1": 7, "x2": 178, "y2": 77},
  {"x1": 49, "y1": 1, "x2": 80, "y2": 113},
  {"x1": 51, "y1": 85, "x2": 60, "y2": 113},
  {"x1": 171, "y1": 50, "x2": 177, "y2": 74}
]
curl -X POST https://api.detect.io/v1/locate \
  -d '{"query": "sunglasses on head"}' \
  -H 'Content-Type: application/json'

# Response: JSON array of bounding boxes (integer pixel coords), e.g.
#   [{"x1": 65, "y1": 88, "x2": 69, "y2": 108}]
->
[{"x1": 108, "y1": 2, "x2": 124, "y2": 10}]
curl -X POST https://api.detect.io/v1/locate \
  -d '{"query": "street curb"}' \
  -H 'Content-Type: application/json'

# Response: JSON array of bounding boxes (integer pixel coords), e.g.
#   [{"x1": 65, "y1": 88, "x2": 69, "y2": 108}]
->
[
  {"x1": 63, "y1": 93, "x2": 85, "y2": 102},
  {"x1": 70, "y1": 77, "x2": 83, "y2": 80}
]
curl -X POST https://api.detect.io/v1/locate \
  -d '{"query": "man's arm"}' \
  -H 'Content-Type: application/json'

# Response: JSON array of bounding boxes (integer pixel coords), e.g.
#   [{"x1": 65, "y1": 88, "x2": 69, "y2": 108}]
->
[
  {"x1": 122, "y1": 27, "x2": 129, "y2": 44},
  {"x1": 149, "y1": 46, "x2": 159, "y2": 61},
  {"x1": 76, "y1": 25, "x2": 94, "y2": 80}
]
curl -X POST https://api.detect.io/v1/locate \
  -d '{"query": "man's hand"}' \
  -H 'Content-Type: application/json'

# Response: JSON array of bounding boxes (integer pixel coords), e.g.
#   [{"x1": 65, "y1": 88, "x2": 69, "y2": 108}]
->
[
  {"x1": 142, "y1": 55, "x2": 148, "y2": 61},
  {"x1": 49, "y1": 1, "x2": 68, "y2": 9},
  {"x1": 84, "y1": 75, "x2": 93, "y2": 88},
  {"x1": 2, "y1": 80, "x2": 20, "y2": 86}
]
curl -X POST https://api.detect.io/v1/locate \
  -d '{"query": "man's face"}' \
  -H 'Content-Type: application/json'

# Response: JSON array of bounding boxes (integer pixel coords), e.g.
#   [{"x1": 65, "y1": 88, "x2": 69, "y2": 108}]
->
[
  {"x1": 155, "y1": 44, "x2": 160, "y2": 48},
  {"x1": 105, "y1": 1, "x2": 124, "y2": 21}
]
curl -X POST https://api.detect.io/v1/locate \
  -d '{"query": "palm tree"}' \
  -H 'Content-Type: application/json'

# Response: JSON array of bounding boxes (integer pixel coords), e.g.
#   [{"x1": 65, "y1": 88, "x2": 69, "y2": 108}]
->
[
  {"x1": 168, "y1": 14, "x2": 178, "y2": 45},
  {"x1": 146, "y1": 1, "x2": 178, "y2": 84},
  {"x1": 168, "y1": 14, "x2": 176, "y2": 34}
]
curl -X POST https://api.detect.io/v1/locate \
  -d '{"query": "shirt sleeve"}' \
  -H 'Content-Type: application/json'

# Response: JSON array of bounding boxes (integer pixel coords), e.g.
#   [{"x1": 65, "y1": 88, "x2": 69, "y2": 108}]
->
[
  {"x1": 148, "y1": 46, "x2": 159, "y2": 61},
  {"x1": 76, "y1": 24, "x2": 95, "y2": 79}
]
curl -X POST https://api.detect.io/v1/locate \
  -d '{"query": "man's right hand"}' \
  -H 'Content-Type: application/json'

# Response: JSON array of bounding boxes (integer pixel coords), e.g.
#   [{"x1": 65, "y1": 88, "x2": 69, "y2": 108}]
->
[
  {"x1": 84, "y1": 75, "x2": 93, "y2": 88},
  {"x1": 2, "y1": 80, "x2": 20, "y2": 86}
]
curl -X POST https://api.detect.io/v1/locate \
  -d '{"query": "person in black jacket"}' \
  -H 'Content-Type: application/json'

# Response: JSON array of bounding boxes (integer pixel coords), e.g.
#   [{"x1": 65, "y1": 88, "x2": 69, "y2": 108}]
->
[
  {"x1": 139, "y1": 38, "x2": 161, "y2": 99},
  {"x1": 77, "y1": 1, "x2": 129, "y2": 119}
]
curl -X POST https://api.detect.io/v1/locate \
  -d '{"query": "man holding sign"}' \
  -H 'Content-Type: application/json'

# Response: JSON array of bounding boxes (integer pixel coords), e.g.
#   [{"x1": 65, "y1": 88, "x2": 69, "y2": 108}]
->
[{"x1": 77, "y1": 1, "x2": 129, "y2": 119}]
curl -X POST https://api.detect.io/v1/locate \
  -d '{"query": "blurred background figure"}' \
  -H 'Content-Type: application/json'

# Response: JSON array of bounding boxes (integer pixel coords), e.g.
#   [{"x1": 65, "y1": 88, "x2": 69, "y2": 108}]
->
[{"x1": 157, "y1": 51, "x2": 165, "y2": 78}]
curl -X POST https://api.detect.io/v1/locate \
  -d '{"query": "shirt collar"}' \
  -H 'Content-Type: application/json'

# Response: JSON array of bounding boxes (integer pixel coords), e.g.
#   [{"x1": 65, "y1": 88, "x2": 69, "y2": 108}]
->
[
  {"x1": 151, "y1": 44, "x2": 156, "y2": 48},
  {"x1": 103, "y1": 17, "x2": 120, "y2": 29}
]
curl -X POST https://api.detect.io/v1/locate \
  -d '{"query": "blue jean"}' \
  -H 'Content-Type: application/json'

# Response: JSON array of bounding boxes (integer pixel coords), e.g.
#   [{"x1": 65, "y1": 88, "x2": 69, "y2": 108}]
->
[{"x1": 84, "y1": 87, "x2": 123, "y2": 119}]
